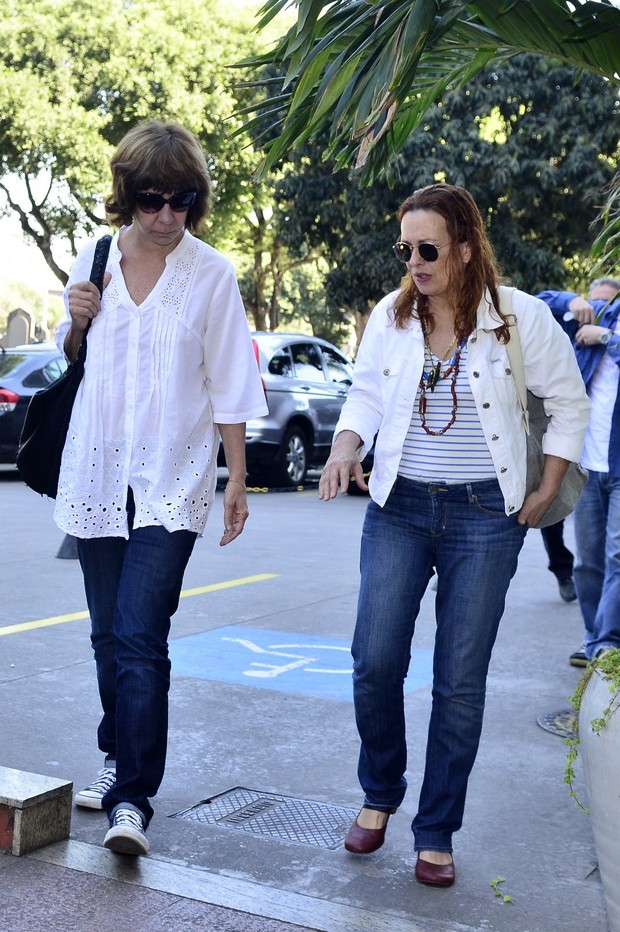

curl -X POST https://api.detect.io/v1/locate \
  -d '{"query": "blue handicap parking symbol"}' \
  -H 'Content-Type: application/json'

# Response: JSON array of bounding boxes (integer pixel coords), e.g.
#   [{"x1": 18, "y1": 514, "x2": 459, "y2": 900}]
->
[{"x1": 170, "y1": 626, "x2": 433, "y2": 702}]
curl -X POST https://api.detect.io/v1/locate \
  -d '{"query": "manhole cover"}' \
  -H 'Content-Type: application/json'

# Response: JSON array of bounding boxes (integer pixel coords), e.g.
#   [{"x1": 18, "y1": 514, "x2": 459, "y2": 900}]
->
[
  {"x1": 537, "y1": 709, "x2": 577, "y2": 738},
  {"x1": 170, "y1": 787, "x2": 357, "y2": 849}
]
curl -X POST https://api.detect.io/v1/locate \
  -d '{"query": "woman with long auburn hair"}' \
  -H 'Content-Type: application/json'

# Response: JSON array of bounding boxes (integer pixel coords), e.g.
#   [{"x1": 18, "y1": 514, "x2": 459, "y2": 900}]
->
[{"x1": 319, "y1": 184, "x2": 589, "y2": 886}]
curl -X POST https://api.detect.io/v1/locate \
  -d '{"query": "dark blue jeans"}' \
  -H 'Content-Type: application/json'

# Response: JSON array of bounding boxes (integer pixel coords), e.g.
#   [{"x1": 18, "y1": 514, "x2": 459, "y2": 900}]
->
[
  {"x1": 77, "y1": 501, "x2": 196, "y2": 826},
  {"x1": 352, "y1": 477, "x2": 526, "y2": 853},
  {"x1": 540, "y1": 520, "x2": 574, "y2": 579}
]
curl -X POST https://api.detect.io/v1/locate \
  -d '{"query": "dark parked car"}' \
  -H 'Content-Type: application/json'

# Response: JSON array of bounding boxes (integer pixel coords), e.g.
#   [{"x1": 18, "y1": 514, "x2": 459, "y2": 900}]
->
[
  {"x1": 0, "y1": 344, "x2": 67, "y2": 464},
  {"x1": 221, "y1": 332, "x2": 355, "y2": 487}
]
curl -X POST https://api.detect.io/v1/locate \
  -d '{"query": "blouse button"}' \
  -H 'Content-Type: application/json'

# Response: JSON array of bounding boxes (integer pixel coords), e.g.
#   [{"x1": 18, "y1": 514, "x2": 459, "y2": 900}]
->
[{"x1": 383, "y1": 369, "x2": 390, "y2": 377}]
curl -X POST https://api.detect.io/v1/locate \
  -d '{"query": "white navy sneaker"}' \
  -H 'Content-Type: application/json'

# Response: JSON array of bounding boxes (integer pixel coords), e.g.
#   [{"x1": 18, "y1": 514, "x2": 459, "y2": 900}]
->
[
  {"x1": 75, "y1": 767, "x2": 116, "y2": 809},
  {"x1": 103, "y1": 807, "x2": 149, "y2": 855}
]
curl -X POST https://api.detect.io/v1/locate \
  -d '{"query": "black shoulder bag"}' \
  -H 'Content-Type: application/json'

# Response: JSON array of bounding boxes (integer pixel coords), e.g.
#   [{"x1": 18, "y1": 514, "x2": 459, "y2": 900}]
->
[{"x1": 16, "y1": 234, "x2": 112, "y2": 498}]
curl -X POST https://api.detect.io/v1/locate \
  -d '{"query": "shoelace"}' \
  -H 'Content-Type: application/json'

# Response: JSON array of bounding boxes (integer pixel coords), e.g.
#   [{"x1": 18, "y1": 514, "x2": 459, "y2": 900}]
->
[
  {"x1": 113, "y1": 808, "x2": 144, "y2": 831},
  {"x1": 88, "y1": 768, "x2": 116, "y2": 792}
]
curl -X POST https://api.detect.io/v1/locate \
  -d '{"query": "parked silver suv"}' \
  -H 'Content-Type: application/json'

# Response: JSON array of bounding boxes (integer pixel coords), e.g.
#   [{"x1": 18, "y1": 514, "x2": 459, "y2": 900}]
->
[{"x1": 242, "y1": 332, "x2": 353, "y2": 487}]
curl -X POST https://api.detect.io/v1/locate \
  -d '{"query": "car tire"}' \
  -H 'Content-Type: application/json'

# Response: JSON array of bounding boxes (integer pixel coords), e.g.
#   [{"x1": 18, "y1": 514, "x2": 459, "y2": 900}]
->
[{"x1": 272, "y1": 425, "x2": 309, "y2": 487}]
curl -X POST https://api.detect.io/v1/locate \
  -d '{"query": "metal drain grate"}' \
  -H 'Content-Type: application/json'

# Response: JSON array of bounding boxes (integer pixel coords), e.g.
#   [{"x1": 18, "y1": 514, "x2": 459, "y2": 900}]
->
[{"x1": 170, "y1": 787, "x2": 357, "y2": 849}]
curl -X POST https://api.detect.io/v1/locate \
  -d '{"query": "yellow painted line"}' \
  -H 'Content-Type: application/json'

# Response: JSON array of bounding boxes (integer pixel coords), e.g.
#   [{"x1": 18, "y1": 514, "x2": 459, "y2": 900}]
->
[
  {"x1": 0, "y1": 573, "x2": 278, "y2": 638},
  {"x1": 0, "y1": 611, "x2": 90, "y2": 637},
  {"x1": 180, "y1": 573, "x2": 277, "y2": 598}
]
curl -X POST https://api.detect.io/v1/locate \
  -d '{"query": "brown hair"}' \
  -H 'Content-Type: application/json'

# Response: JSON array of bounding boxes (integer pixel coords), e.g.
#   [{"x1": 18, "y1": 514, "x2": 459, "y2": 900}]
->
[
  {"x1": 105, "y1": 121, "x2": 212, "y2": 233},
  {"x1": 393, "y1": 184, "x2": 509, "y2": 341}
]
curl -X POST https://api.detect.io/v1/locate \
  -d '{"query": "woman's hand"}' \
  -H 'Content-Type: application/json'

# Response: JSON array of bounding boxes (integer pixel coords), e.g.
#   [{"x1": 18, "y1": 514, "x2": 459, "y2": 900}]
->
[
  {"x1": 518, "y1": 489, "x2": 559, "y2": 528},
  {"x1": 64, "y1": 272, "x2": 112, "y2": 361},
  {"x1": 517, "y1": 454, "x2": 570, "y2": 528},
  {"x1": 68, "y1": 280, "x2": 102, "y2": 330},
  {"x1": 318, "y1": 430, "x2": 368, "y2": 500},
  {"x1": 219, "y1": 480, "x2": 249, "y2": 546}
]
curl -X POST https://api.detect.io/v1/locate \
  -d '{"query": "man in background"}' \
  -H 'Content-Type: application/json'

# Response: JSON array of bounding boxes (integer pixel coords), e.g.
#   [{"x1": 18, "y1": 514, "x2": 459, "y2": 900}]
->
[{"x1": 538, "y1": 278, "x2": 620, "y2": 666}]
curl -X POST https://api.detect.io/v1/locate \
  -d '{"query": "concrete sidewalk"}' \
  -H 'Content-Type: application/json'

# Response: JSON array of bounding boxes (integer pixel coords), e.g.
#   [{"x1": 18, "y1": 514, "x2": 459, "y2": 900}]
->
[{"x1": 0, "y1": 471, "x2": 609, "y2": 931}]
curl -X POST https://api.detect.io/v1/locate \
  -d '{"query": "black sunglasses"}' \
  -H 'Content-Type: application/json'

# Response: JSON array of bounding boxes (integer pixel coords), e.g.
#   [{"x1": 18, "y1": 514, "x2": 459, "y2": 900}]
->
[
  {"x1": 392, "y1": 241, "x2": 449, "y2": 263},
  {"x1": 135, "y1": 191, "x2": 197, "y2": 214}
]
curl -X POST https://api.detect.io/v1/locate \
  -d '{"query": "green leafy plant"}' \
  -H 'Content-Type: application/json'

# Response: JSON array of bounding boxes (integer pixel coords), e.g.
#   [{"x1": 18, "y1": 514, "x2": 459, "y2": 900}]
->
[
  {"x1": 565, "y1": 648, "x2": 620, "y2": 811},
  {"x1": 490, "y1": 876, "x2": 513, "y2": 904}
]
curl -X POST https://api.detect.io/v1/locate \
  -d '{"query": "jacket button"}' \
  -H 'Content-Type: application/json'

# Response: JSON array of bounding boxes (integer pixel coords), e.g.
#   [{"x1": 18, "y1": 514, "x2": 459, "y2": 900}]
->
[
  {"x1": 483, "y1": 402, "x2": 490, "y2": 409},
  {"x1": 500, "y1": 466, "x2": 507, "y2": 473},
  {"x1": 470, "y1": 336, "x2": 477, "y2": 343},
  {"x1": 491, "y1": 434, "x2": 499, "y2": 441},
  {"x1": 509, "y1": 505, "x2": 515, "y2": 512},
  {"x1": 473, "y1": 371, "x2": 480, "y2": 377},
  {"x1": 505, "y1": 368, "x2": 512, "y2": 375},
  {"x1": 383, "y1": 369, "x2": 390, "y2": 376}
]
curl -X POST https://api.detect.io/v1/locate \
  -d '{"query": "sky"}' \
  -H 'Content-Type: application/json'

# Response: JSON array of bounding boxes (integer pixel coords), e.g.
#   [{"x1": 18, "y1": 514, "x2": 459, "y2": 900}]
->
[{"x1": 0, "y1": 213, "x2": 66, "y2": 293}]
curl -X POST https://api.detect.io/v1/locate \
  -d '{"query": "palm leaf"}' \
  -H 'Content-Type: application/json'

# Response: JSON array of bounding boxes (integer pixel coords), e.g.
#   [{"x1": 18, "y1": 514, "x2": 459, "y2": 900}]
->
[
  {"x1": 237, "y1": 0, "x2": 620, "y2": 183},
  {"x1": 591, "y1": 172, "x2": 620, "y2": 272}
]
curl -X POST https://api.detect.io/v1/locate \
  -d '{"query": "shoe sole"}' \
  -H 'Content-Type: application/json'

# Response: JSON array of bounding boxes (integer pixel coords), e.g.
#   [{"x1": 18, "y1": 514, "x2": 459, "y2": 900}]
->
[
  {"x1": 75, "y1": 794, "x2": 104, "y2": 810},
  {"x1": 569, "y1": 658, "x2": 588, "y2": 667},
  {"x1": 103, "y1": 828, "x2": 149, "y2": 856}
]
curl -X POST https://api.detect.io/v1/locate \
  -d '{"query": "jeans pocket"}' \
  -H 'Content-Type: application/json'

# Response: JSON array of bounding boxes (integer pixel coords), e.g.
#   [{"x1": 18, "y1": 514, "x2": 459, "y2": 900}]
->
[{"x1": 469, "y1": 484, "x2": 507, "y2": 517}]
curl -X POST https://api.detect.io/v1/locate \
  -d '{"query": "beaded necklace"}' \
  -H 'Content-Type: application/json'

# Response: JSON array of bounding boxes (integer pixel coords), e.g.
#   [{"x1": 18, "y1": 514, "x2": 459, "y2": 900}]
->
[
  {"x1": 423, "y1": 332, "x2": 458, "y2": 392},
  {"x1": 419, "y1": 338, "x2": 465, "y2": 436}
]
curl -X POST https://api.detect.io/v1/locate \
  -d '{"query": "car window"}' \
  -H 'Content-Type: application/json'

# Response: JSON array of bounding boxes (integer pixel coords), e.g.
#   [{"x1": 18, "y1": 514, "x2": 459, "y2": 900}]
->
[
  {"x1": 21, "y1": 357, "x2": 67, "y2": 388},
  {"x1": 290, "y1": 343, "x2": 326, "y2": 382},
  {"x1": 268, "y1": 347, "x2": 293, "y2": 378},
  {"x1": 43, "y1": 358, "x2": 67, "y2": 382},
  {"x1": 321, "y1": 347, "x2": 353, "y2": 384},
  {"x1": 0, "y1": 353, "x2": 28, "y2": 377}
]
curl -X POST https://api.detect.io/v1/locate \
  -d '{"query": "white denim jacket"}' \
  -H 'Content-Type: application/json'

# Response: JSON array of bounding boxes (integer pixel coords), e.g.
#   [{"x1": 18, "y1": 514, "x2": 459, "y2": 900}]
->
[{"x1": 335, "y1": 286, "x2": 590, "y2": 515}]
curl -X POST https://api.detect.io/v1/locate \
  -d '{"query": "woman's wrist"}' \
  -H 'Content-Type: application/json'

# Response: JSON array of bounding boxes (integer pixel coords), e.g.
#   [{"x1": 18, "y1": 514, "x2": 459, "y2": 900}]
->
[{"x1": 226, "y1": 477, "x2": 247, "y2": 489}]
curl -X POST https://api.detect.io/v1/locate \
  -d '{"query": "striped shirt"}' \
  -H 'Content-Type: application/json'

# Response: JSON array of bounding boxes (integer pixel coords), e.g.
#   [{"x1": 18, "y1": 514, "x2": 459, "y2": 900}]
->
[{"x1": 398, "y1": 341, "x2": 496, "y2": 482}]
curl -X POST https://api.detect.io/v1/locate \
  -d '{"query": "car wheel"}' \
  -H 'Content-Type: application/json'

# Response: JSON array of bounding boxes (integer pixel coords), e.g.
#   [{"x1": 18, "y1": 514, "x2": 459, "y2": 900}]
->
[{"x1": 273, "y1": 425, "x2": 309, "y2": 487}]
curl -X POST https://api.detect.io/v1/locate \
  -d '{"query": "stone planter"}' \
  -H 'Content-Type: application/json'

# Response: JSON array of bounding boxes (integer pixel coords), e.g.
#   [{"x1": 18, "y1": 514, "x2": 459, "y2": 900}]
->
[{"x1": 579, "y1": 666, "x2": 620, "y2": 932}]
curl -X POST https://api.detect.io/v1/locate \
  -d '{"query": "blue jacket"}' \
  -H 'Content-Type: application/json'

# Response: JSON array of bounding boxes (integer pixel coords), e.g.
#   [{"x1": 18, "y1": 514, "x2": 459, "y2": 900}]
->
[{"x1": 537, "y1": 290, "x2": 620, "y2": 477}]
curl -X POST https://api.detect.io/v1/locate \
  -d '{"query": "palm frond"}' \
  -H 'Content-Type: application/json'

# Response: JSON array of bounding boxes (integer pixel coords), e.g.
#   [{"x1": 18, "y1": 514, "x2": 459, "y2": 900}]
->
[
  {"x1": 237, "y1": 0, "x2": 620, "y2": 183},
  {"x1": 591, "y1": 172, "x2": 620, "y2": 273}
]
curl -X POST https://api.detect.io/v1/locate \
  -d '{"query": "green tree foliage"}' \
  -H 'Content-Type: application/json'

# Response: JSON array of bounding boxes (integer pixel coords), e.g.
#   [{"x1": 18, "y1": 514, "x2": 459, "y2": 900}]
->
[
  {"x1": 279, "y1": 263, "x2": 352, "y2": 346},
  {"x1": 275, "y1": 155, "x2": 403, "y2": 341},
  {"x1": 392, "y1": 55, "x2": 619, "y2": 292},
  {"x1": 0, "y1": 0, "x2": 263, "y2": 283},
  {"x1": 275, "y1": 53, "x2": 619, "y2": 337}
]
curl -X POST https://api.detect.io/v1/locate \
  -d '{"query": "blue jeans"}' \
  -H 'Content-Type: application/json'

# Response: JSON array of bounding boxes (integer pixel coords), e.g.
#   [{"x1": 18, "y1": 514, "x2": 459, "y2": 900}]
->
[
  {"x1": 352, "y1": 477, "x2": 526, "y2": 853},
  {"x1": 77, "y1": 495, "x2": 196, "y2": 826},
  {"x1": 573, "y1": 471, "x2": 620, "y2": 660}
]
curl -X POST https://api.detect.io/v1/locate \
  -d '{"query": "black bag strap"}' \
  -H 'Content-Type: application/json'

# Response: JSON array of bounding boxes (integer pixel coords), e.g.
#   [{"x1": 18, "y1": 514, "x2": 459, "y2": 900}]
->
[
  {"x1": 90, "y1": 234, "x2": 113, "y2": 295},
  {"x1": 76, "y1": 233, "x2": 112, "y2": 365}
]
